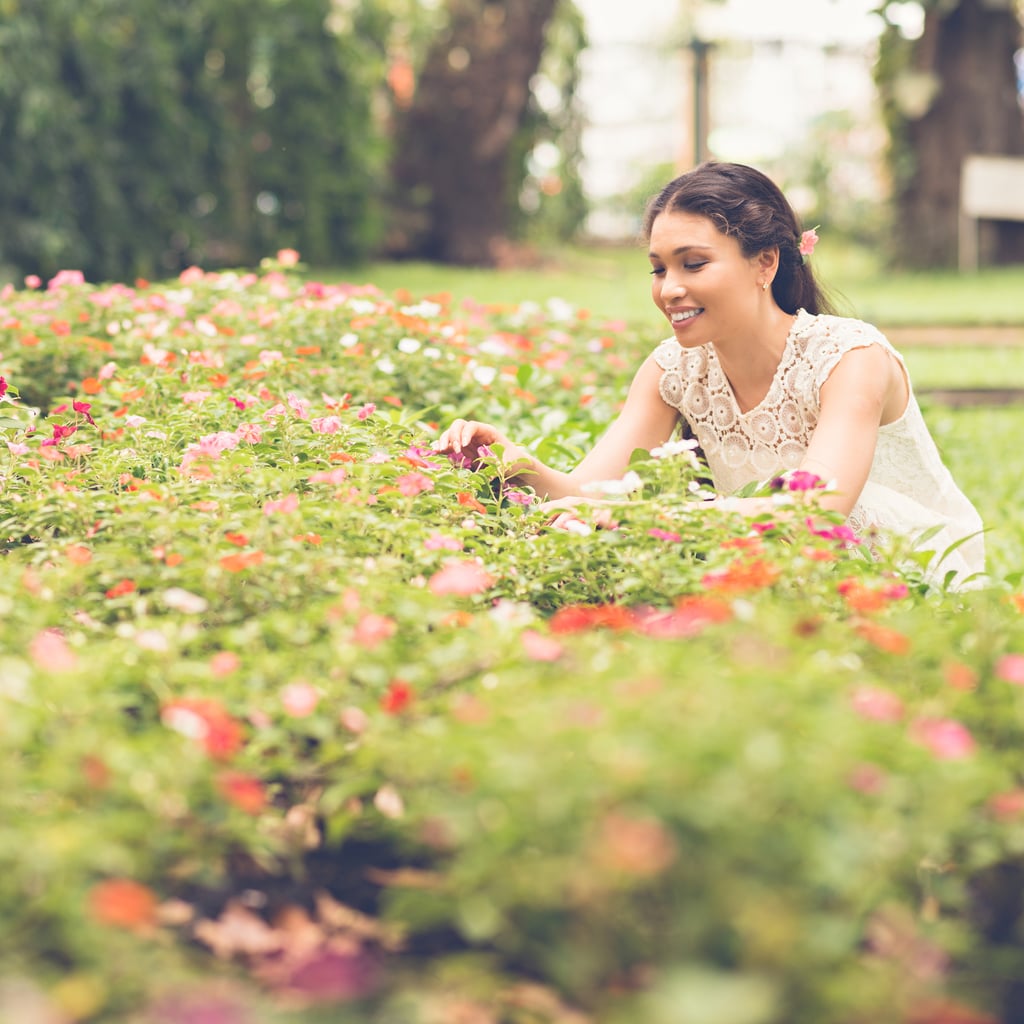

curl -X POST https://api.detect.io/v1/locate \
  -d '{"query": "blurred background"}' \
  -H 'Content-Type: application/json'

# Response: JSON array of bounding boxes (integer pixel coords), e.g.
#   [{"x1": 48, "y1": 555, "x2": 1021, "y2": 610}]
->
[{"x1": 0, "y1": 0, "x2": 1022, "y2": 285}]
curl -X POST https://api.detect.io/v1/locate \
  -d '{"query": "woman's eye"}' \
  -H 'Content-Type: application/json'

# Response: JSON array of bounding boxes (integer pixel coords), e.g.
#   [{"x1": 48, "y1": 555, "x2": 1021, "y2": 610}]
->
[
  {"x1": 684, "y1": 261, "x2": 707, "y2": 271},
  {"x1": 649, "y1": 267, "x2": 666, "y2": 277}
]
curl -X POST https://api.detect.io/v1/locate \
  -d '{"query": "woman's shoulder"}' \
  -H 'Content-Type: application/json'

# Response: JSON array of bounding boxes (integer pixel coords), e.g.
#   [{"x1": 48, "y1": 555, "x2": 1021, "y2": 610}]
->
[
  {"x1": 792, "y1": 309, "x2": 897, "y2": 362},
  {"x1": 793, "y1": 309, "x2": 889, "y2": 345}
]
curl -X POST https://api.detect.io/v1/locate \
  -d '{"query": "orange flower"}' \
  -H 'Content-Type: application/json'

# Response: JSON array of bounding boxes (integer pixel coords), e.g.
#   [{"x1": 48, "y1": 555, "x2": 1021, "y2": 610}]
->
[
  {"x1": 456, "y1": 491, "x2": 487, "y2": 514},
  {"x1": 217, "y1": 771, "x2": 267, "y2": 815},
  {"x1": 855, "y1": 619, "x2": 911, "y2": 655},
  {"x1": 701, "y1": 557, "x2": 780, "y2": 594},
  {"x1": 105, "y1": 579, "x2": 136, "y2": 599},
  {"x1": 65, "y1": 544, "x2": 92, "y2": 565},
  {"x1": 80, "y1": 377, "x2": 103, "y2": 395},
  {"x1": 89, "y1": 879, "x2": 157, "y2": 931},
  {"x1": 219, "y1": 550, "x2": 264, "y2": 572}
]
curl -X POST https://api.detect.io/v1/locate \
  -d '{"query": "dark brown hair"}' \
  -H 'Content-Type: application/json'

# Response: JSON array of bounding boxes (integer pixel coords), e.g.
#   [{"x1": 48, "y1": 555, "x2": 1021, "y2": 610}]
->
[{"x1": 643, "y1": 161, "x2": 834, "y2": 316}]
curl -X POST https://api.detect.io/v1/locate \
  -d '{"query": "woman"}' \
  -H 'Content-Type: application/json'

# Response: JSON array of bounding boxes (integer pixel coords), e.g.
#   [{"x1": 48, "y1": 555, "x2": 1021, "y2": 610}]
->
[{"x1": 434, "y1": 161, "x2": 985, "y2": 587}]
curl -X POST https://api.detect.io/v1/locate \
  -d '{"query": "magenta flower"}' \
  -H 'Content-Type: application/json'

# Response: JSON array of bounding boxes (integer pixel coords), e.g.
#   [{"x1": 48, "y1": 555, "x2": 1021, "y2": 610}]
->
[
  {"x1": 648, "y1": 528, "x2": 682, "y2": 543},
  {"x1": 0, "y1": 376, "x2": 7, "y2": 398},
  {"x1": 909, "y1": 717, "x2": 976, "y2": 760}
]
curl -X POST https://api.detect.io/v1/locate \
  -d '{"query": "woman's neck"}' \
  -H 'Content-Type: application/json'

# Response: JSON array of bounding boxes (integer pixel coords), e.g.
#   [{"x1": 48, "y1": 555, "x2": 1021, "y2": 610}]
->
[{"x1": 713, "y1": 308, "x2": 797, "y2": 414}]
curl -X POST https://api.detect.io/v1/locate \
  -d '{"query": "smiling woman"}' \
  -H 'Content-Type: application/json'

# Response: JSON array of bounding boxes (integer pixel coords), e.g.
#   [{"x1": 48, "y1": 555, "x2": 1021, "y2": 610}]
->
[{"x1": 434, "y1": 161, "x2": 986, "y2": 588}]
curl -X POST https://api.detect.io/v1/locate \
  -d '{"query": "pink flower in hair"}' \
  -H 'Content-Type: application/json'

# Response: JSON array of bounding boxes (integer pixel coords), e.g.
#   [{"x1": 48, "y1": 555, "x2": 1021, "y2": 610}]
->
[{"x1": 799, "y1": 228, "x2": 819, "y2": 257}]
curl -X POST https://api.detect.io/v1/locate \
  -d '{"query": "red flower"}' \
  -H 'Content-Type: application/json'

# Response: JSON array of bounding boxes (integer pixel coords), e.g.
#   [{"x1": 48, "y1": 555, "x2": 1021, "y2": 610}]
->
[
  {"x1": 161, "y1": 698, "x2": 244, "y2": 760},
  {"x1": 105, "y1": 579, "x2": 136, "y2": 599},
  {"x1": 381, "y1": 679, "x2": 414, "y2": 715}
]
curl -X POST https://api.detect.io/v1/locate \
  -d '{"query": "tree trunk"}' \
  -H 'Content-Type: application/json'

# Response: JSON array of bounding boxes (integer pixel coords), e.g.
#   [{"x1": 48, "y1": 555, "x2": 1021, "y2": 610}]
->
[
  {"x1": 890, "y1": 0, "x2": 1024, "y2": 267},
  {"x1": 387, "y1": 0, "x2": 559, "y2": 265}
]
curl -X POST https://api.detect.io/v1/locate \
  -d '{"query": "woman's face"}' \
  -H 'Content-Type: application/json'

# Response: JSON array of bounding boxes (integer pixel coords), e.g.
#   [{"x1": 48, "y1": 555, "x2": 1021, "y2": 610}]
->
[{"x1": 647, "y1": 209, "x2": 766, "y2": 348}]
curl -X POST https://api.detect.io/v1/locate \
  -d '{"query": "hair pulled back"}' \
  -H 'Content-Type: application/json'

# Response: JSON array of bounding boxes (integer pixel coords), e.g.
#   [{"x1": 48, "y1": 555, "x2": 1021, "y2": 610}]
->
[{"x1": 643, "y1": 161, "x2": 833, "y2": 316}]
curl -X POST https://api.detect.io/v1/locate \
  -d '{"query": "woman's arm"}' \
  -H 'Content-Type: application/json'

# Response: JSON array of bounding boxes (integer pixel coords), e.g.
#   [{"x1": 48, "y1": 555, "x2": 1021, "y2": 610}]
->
[
  {"x1": 797, "y1": 343, "x2": 901, "y2": 516},
  {"x1": 435, "y1": 353, "x2": 681, "y2": 500}
]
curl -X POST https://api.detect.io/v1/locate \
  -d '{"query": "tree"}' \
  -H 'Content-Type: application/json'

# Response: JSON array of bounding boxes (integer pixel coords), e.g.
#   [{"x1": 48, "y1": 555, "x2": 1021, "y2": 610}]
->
[
  {"x1": 386, "y1": 0, "x2": 570, "y2": 266},
  {"x1": 875, "y1": 0, "x2": 1024, "y2": 268}
]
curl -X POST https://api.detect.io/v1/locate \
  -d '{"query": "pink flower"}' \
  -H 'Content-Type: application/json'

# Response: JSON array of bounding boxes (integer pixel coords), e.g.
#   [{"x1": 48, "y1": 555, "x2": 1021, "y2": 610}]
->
[
  {"x1": 521, "y1": 629, "x2": 564, "y2": 662},
  {"x1": 181, "y1": 390, "x2": 211, "y2": 405},
  {"x1": 357, "y1": 403, "x2": 376, "y2": 421},
  {"x1": 47, "y1": 269, "x2": 85, "y2": 290},
  {"x1": 287, "y1": 392, "x2": 310, "y2": 419},
  {"x1": 424, "y1": 531, "x2": 462, "y2": 552},
  {"x1": 282, "y1": 681, "x2": 319, "y2": 717},
  {"x1": 311, "y1": 416, "x2": 342, "y2": 435},
  {"x1": 235, "y1": 422, "x2": 262, "y2": 444},
  {"x1": 428, "y1": 560, "x2": 495, "y2": 596},
  {"x1": 309, "y1": 467, "x2": 348, "y2": 486},
  {"x1": 396, "y1": 471, "x2": 433, "y2": 497},
  {"x1": 7, "y1": 442, "x2": 29, "y2": 455},
  {"x1": 210, "y1": 651, "x2": 240, "y2": 677},
  {"x1": 799, "y1": 228, "x2": 819, "y2": 256},
  {"x1": 263, "y1": 493, "x2": 299, "y2": 516},
  {"x1": 29, "y1": 629, "x2": 77, "y2": 672},
  {"x1": 276, "y1": 248, "x2": 300, "y2": 266},
  {"x1": 504, "y1": 489, "x2": 534, "y2": 506},
  {"x1": 909, "y1": 717, "x2": 976, "y2": 760},
  {"x1": 353, "y1": 613, "x2": 397, "y2": 648},
  {"x1": 995, "y1": 653, "x2": 1024, "y2": 685},
  {"x1": 850, "y1": 684, "x2": 904, "y2": 722},
  {"x1": 24, "y1": 274, "x2": 41, "y2": 289}
]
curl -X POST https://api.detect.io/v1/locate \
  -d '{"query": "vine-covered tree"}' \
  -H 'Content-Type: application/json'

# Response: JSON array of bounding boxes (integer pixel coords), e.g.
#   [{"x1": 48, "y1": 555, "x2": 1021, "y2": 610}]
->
[
  {"x1": 386, "y1": 0, "x2": 579, "y2": 265},
  {"x1": 875, "y1": 0, "x2": 1024, "y2": 267}
]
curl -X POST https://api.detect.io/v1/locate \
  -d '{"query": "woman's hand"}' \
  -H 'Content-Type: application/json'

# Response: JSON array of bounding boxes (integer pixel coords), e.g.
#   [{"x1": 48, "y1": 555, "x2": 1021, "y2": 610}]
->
[
  {"x1": 433, "y1": 419, "x2": 526, "y2": 471},
  {"x1": 539, "y1": 495, "x2": 619, "y2": 534}
]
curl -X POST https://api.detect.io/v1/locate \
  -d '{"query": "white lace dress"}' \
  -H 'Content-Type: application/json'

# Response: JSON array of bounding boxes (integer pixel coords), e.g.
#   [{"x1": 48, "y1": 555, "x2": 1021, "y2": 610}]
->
[{"x1": 653, "y1": 309, "x2": 986, "y2": 586}]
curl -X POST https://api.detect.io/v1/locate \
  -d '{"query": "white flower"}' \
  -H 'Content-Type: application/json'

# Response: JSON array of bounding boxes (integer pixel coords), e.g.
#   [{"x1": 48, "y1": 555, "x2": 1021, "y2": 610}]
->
[
  {"x1": 582, "y1": 470, "x2": 643, "y2": 497},
  {"x1": 339, "y1": 332, "x2": 359, "y2": 348},
  {"x1": 399, "y1": 300, "x2": 441, "y2": 318},
  {"x1": 376, "y1": 356, "x2": 397, "y2": 374},
  {"x1": 347, "y1": 298, "x2": 376, "y2": 314},
  {"x1": 163, "y1": 588, "x2": 209, "y2": 614},
  {"x1": 423, "y1": 347, "x2": 441, "y2": 360},
  {"x1": 397, "y1": 337, "x2": 421, "y2": 354},
  {"x1": 472, "y1": 365, "x2": 498, "y2": 386},
  {"x1": 651, "y1": 438, "x2": 700, "y2": 459}
]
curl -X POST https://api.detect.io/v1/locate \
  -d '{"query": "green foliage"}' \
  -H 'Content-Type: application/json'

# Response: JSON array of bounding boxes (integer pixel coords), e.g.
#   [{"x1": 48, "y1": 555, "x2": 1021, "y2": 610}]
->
[
  {"x1": 0, "y1": 0, "x2": 387, "y2": 284},
  {"x1": 1, "y1": 262, "x2": 1024, "y2": 1022}
]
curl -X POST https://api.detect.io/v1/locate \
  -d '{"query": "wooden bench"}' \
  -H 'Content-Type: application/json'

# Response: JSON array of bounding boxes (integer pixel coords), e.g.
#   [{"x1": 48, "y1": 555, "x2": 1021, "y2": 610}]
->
[{"x1": 959, "y1": 154, "x2": 1024, "y2": 271}]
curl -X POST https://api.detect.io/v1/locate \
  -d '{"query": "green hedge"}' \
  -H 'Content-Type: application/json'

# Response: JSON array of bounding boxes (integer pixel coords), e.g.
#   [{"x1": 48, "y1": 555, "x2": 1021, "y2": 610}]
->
[{"x1": 0, "y1": 0, "x2": 386, "y2": 283}]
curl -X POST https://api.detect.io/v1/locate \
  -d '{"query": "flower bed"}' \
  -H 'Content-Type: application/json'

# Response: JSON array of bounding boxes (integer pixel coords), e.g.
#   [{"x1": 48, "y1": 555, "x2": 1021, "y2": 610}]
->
[{"x1": 1, "y1": 257, "x2": 1024, "y2": 1023}]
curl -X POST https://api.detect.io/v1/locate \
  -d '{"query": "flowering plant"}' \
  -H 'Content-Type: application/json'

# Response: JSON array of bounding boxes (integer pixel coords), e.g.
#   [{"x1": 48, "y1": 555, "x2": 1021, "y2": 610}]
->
[
  {"x1": 799, "y1": 226, "x2": 820, "y2": 257},
  {"x1": 0, "y1": 258, "x2": 1020, "y2": 1023}
]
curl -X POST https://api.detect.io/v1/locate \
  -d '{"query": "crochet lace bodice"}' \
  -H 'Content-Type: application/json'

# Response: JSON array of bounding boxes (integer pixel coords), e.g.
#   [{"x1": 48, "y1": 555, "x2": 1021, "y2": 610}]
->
[{"x1": 653, "y1": 309, "x2": 985, "y2": 585}]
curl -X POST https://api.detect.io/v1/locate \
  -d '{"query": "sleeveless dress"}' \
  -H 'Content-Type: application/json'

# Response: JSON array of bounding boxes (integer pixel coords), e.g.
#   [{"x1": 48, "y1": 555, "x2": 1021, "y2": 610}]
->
[{"x1": 653, "y1": 309, "x2": 986, "y2": 587}]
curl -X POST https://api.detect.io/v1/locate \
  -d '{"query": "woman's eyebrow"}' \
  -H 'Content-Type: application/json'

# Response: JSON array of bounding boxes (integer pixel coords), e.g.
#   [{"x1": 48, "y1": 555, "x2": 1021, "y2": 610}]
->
[{"x1": 648, "y1": 244, "x2": 714, "y2": 259}]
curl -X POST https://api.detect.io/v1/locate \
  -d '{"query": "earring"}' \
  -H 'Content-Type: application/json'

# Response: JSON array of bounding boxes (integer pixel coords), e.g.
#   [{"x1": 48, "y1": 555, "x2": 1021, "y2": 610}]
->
[{"x1": 762, "y1": 281, "x2": 769, "y2": 291}]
